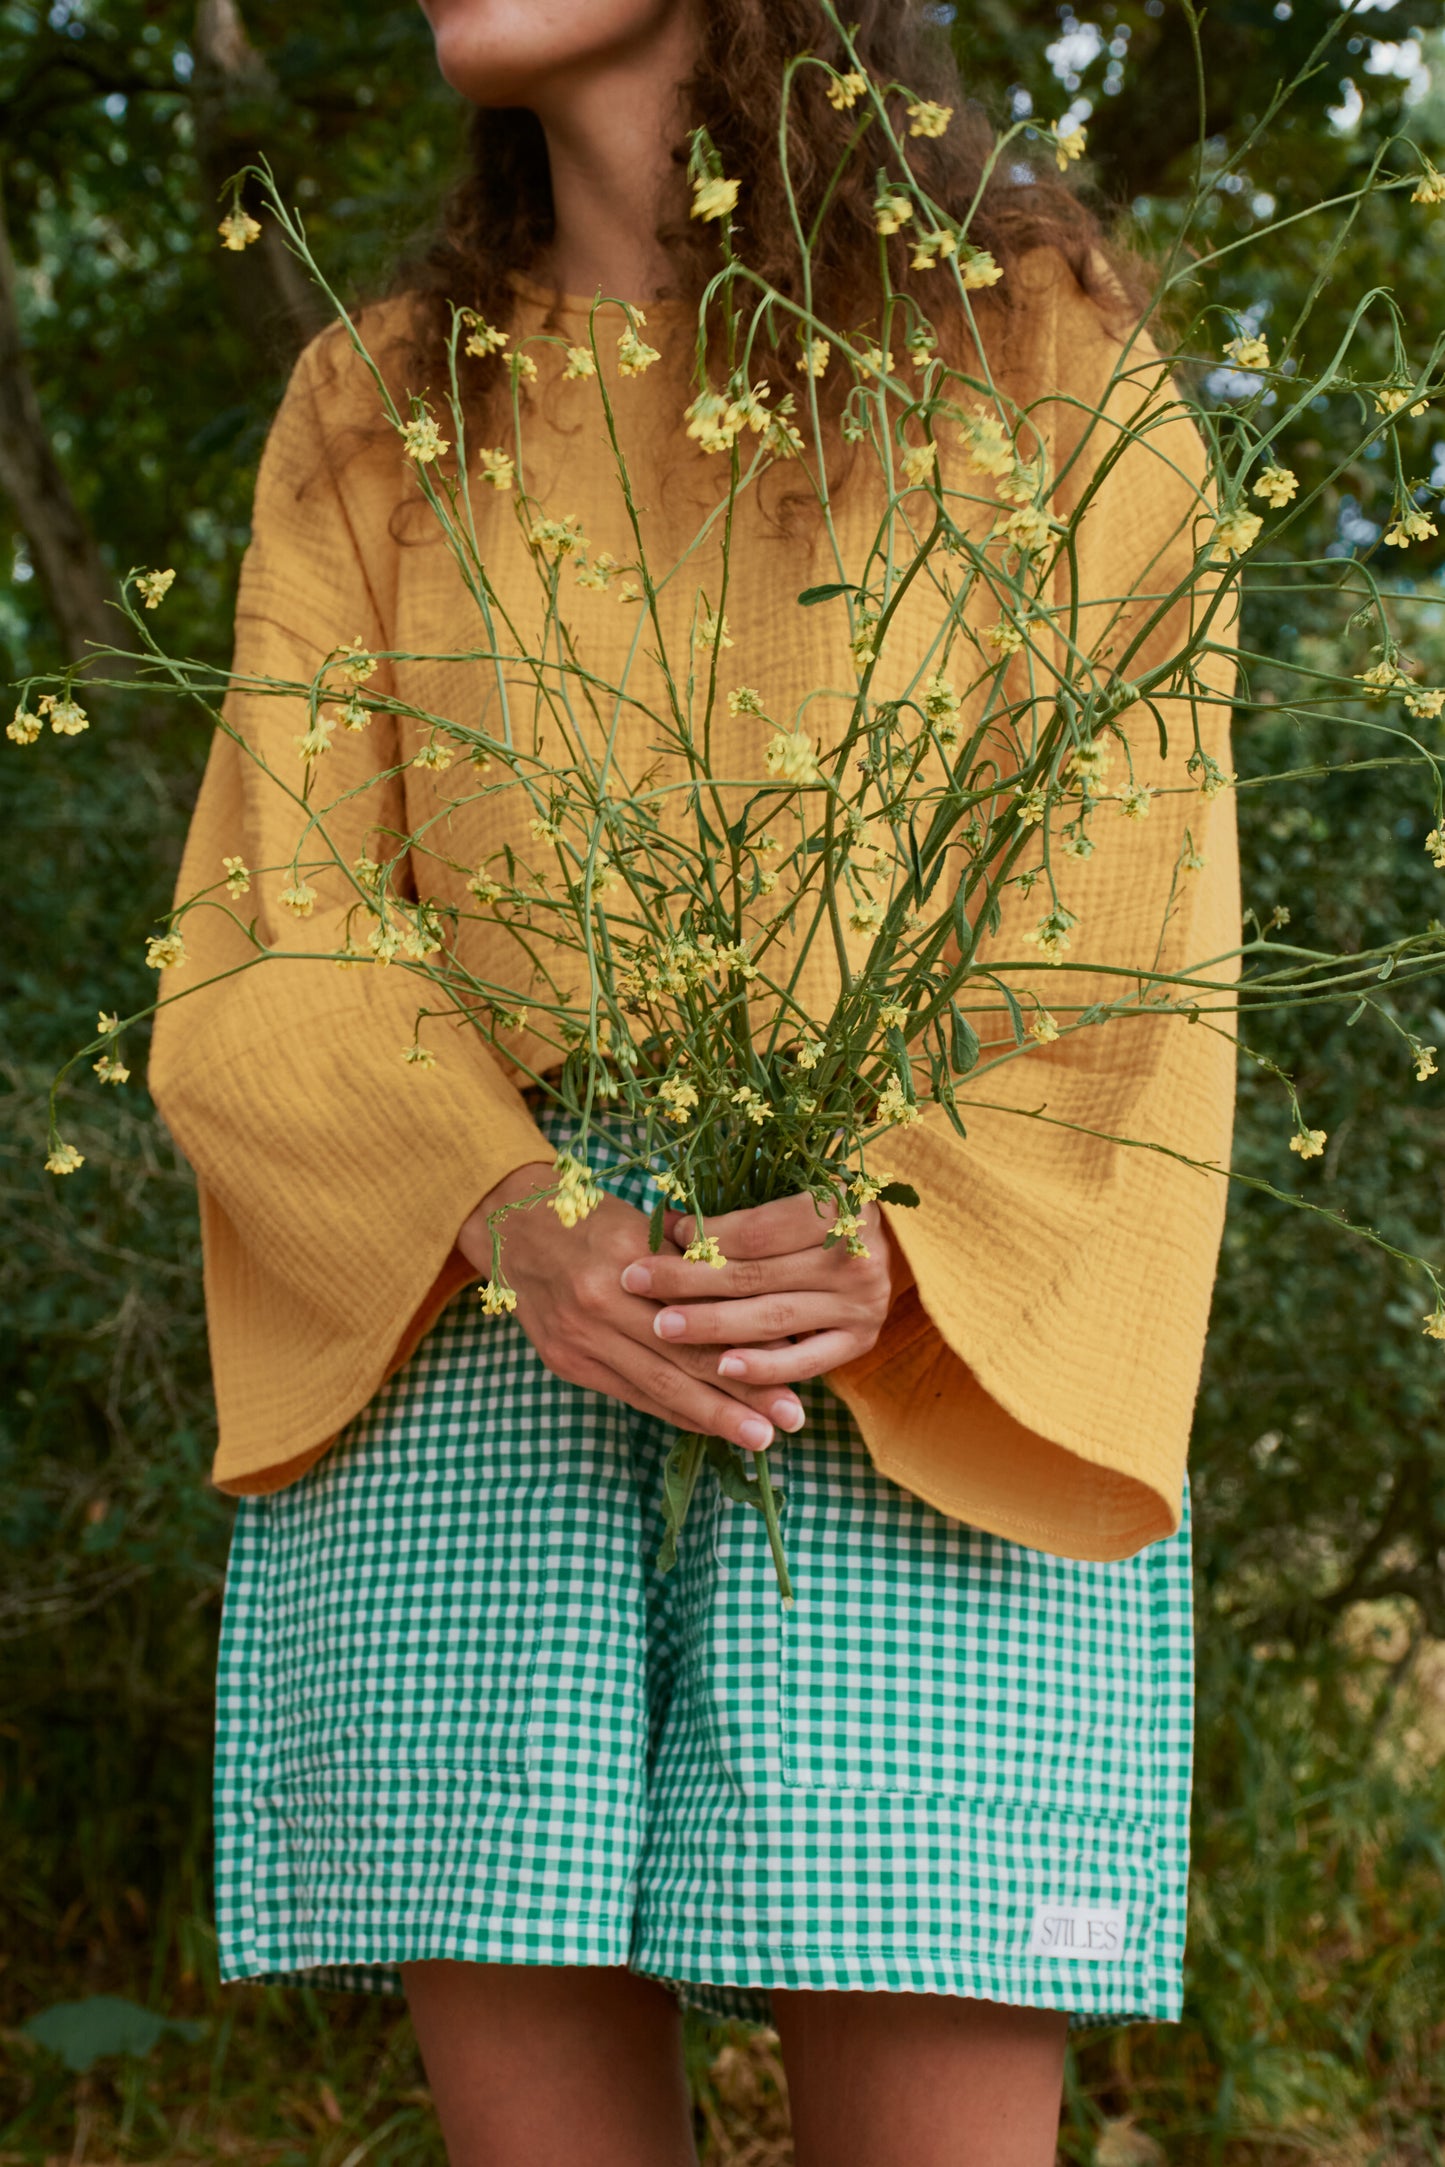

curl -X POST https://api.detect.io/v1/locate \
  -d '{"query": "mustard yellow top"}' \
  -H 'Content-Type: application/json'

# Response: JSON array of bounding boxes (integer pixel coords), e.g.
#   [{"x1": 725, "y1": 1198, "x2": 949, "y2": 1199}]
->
[{"x1": 148, "y1": 248, "x2": 1240, "y2": 1562}]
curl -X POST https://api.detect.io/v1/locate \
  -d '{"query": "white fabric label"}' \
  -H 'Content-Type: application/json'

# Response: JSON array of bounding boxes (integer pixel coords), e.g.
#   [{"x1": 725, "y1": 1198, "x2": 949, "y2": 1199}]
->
[{"x1": 1025, "y1": 1902, "x2": 1129, "y2": 1960}]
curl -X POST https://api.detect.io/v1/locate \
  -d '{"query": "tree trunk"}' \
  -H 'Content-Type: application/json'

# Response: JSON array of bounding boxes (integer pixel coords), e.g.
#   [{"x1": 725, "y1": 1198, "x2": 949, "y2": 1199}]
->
[
  {"x1": 0, "y1": 181, "x2": 131, "y2": 672},
  {"x1": 192, "y1": 0, "x2": 329, "y2": 372}
]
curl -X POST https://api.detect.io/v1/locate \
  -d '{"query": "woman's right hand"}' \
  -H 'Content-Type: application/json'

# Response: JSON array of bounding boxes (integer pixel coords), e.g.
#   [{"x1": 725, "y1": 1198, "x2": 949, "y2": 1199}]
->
[{"x1": 457, "y1": 1162, "x2": 805, "y2": 1453}]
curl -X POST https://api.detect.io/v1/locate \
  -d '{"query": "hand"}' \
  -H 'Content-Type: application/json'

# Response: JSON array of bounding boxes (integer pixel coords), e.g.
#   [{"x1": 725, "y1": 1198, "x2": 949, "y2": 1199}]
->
[
  {"x1": 457, "y1": 1162, "x2": 808, "y2": 1453},
  {"x1": 616, "y1": 1190, "x2": 905, "y2": 1391}
]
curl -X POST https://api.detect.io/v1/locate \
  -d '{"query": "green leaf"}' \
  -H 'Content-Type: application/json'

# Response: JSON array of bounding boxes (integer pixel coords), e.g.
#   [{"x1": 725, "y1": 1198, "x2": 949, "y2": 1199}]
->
[
  {"x1": 704, "y1": 1436, "x2": 783, "y2": 1517},
  {"x1": 877, "y1": 1180, "x2": 920, "y2": 1207},
  {"x1": 1345, "y1": 996, "x2": 1368, "y2": 1025},
  {"x1": 949, "y1": 1003, "x2": 981, "y2": 1074},
  {"x1": 951, "y1": 878, "x2": 971, "y2": 955},
  {"x1": 23, "y1": 1997, "x2": 204, "y2": 2074},
  {"x1": 797, "y1": 582, "x2": 856, "y2": 606},
  {"x1": 999, "y1": 980, "x2": 1026, "y2": 1046},
  {"x1": 655, "y1": 1433, "x2": 706, "y2": 1574},
  {"x1": 648, "y1": 1194, "x2": 667, "y2": 1253}
]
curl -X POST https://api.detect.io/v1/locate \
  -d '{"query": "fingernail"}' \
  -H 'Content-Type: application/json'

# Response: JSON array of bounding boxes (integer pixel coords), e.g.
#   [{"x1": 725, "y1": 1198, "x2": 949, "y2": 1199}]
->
[
  {"x1": 620, "y1": 1263, "x2": 652, "y2": 1294},
  {"x1": 772, "y1": 1399, "x2": 805, "y2": 1432},
  {"x1": 739, "y1": 1417, "x2": 773, "y2": 1451},
  {"x1": 717, "y1": 1354, "x2": 746, "y2": 1378},
  {"x1": 654, "y1": 1309, "x2": 686, "y2": 1339}
]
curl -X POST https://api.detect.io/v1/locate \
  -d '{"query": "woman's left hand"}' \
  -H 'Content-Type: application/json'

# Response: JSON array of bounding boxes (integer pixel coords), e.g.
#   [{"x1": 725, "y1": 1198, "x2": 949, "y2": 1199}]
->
[{"x1": 617, "y1": 1193, "x2": 909, "y2": 1390}]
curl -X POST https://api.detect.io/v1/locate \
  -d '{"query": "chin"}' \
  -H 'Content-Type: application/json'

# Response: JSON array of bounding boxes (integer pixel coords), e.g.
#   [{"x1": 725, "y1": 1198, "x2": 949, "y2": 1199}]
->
[{"x1": 421, "y1": 0, "x2": 682, "y2": 108}]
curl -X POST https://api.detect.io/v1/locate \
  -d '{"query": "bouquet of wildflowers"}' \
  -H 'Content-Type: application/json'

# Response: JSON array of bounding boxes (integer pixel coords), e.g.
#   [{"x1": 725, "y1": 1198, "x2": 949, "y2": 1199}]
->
[{"x1": 21, "y1": 4, "x2": 1445, "y2": 1603}]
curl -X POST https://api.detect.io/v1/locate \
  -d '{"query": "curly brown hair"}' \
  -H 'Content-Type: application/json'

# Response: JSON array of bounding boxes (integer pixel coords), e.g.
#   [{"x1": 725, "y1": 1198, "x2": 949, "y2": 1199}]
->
[{"x1": 372, "y1": 0, "x2": 1147, "y2": 438}]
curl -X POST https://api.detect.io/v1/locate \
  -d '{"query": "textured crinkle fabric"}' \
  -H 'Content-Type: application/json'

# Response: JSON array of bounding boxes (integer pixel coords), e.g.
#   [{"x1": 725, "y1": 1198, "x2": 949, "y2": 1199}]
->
[
  {"x1": 213, "y1": 1098, "x2": 1194, "y2": 2027},
  {"x1": 150, "y1": 246, "x2": 1241, "y2": 1563}
]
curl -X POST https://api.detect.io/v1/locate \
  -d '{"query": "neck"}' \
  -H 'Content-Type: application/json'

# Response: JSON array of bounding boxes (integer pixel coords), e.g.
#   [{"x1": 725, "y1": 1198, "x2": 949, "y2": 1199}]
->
[{"x1": 531, "y1": 17, "x2": 697, "y2": 306}]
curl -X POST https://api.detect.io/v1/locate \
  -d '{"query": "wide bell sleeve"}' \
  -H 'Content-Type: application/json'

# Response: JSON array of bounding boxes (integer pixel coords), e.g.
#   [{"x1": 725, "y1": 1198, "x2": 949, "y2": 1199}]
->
[
  {"x1": 825, "y1": 261, "x2": 1243, "y2": 1562},
  {"x1": 148, "y1": 326, "x2": 554, "y2": 1496}
]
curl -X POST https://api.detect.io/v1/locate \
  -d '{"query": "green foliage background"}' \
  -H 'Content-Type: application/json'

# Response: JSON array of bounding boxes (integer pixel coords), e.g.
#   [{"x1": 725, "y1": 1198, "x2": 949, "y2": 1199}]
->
[{"x1": 2, "y1": 2, "x2": 1444, "y2": 2159}]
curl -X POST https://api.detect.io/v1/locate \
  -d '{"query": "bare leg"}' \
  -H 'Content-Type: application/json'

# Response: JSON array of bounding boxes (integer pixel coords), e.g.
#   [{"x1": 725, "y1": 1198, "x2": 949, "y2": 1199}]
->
[
  {"x1": 772, "y1": 1987, "x2": 1068, "y2": 2167},
  {"x1": 401, "y1": 1960, "x2": 699, "y2": 2167}
]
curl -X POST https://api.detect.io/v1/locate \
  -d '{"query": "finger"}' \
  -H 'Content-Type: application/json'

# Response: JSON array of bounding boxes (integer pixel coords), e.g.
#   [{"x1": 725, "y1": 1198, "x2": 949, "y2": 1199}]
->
[
  {"x1": 619, "y1": 1247, "x2": 850, "y2": 1305},
  {"x1": 709, "y1": 1328, "x2": 860, "y2": 1386},
  {"x1": 648, "y1": 1290, "x2": 852, "y2": 1348},
  {"x1": 664, "y1": 1188, "x2": 842, "y2": 1260},
  {"x1": 612, "y1": 1296, "x2": 807, "y2": 1430},
  {"x1": 589, "y1": 1330, "x2": 782, "y2": 1452}
]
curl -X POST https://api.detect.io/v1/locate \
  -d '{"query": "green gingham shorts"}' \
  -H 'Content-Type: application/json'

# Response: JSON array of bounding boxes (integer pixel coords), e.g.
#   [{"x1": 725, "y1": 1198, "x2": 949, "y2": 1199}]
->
[{"x1": 214, "y1": 1093, "x2": 1195, "y2": 2027}]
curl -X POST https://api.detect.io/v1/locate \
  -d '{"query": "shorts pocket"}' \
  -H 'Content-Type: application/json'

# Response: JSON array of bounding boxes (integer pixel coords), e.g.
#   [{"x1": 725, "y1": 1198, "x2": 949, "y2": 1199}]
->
[{"x1": 777, "y1": 1426, "x2": 1161, "y2": 1819}]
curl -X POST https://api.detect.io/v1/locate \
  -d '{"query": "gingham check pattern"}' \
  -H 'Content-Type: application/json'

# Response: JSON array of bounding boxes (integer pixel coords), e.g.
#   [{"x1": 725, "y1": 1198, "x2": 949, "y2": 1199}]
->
[{"x1": 213, "y1": 1096, "x2": 1194, "y2": 2026}]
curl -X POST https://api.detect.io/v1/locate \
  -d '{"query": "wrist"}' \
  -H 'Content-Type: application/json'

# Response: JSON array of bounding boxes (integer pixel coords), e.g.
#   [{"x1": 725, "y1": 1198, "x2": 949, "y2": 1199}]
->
[{"x1": 458, "y1": 1158, "x2": 555, "y2": 1273}]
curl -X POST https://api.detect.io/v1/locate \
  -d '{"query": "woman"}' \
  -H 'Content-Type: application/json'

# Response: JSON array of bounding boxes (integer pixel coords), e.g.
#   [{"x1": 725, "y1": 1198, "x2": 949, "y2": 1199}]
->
[{"x1": 150, "y1": 2, "x2": 1241, "y2": 2162}]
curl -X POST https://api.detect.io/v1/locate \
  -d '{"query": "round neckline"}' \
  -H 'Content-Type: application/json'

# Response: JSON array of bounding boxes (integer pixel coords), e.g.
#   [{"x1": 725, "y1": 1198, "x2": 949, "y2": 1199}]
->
[{"x1": 505, "y1": 266, "x2": 693, "y2": 317}]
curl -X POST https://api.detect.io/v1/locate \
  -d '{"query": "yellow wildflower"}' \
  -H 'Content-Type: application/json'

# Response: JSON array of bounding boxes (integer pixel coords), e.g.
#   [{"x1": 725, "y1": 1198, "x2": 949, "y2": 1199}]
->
[
  {"x1": 874, "y1": 187, "x2": 912, "y2": 234},
  {"x1": 1023, "y1": 906, "x2": 1077, "y2": 964},
  {"x1": 412, "y1": 742, "x2": 454, "y2": 771},
  {"x1": 797, "y1": 336, "x2": 831, "y2": 378},
  {"x1": 617, "y1": 326, "x2": 661, "y2": 376},
  {"x1": 1375, "y1": 383, "x2": 1428, "y2": 419},
  {"x1": 695, "y1": 606, "x2": 733, "y2": 649},
  {"x1": 619, "y1": 579, "x2": 642, "y2": 603},
  {"x1": 463, "y1": 316, "x2": 509, "y2": 357},
  {"x1": 909, "y1": 228, "x2": 956, "y2": 271},
  {"x1": 658, "y1": 1075, "x2": 700, "y2": 1124},
  {"x1": 217, "y1": 207, "x2": 261, "y2": 250},
  {"x1": 907, "y1": 99, "x2": 952, "y2": 138},
  {"x1": 1422, "y1": 1309, "x2": 1445, "y2": 1340},
  {"x1": 278, "y1": 883, "x2": 317, "y2": 919},
  {"x1": 985, "y1": 618, "x2": 1024, "y2": 655},
  {"x1": 1412, "y1": 161, "x2": 1445, "y2": 205},
  {"x1": 294, "y1": 714, "x2": 335, "y2": 763},
  {"x1": 1052, "y1": 119, "x2": 1087, "y2": 168},
  {"x1": 878, "y1": 1002, "x2": 910, "y2": 1030},
  {"x1": 45, "y1": 1141, "x2": 85, "y2": 1175},
  {"x1": 901, "y1": 440, "x2": 938, "y2": 485},
  {"x1": 334, "y1": 637, "x2": 377, "y2": 687},
  {"x1": 98, "y1": 1011, "x2": 119, "y2": 1034},
  {"x1": 685, "y1": 1232, "x2": 728, "y2": 1266},
  {"x1": 529, "y1": 513, "x2": 587, "y2": 562},
  {"x1": 876, "y1": 1074, "x2": 921, "y2": 1125},
  {"x1": 1029, "y1": 1009, "x2": 1060, "y2": 1043},
  {"x1": 402, "y1": 1044, "x2": 437, "y2": 1070},
  {"x1": 7, "y1": 706, "x2": 41, "y2": 745},
  {"x1": 691, "y1": 174, "x2": 739, "y2": 222},
  {"x1": 1385, "y1": 506, "x2": 1439, "y2": 548},
  {"x1": 795, "y1": 1036, "x2": 823, "y2": 1071},
  {"x1": 135, "y1": 568, "x2": 175, "y2": 608},
  {"x1": 561, "y1": 345, "x2": 596, "y2": 380},
  {"x1": 1213, "y1": 506, "x2": 1263, "y2": 559},
  {"x1": 1252, "y1": 465, "x2": 1298, "y2": 508},
  {"x1": 478, "y1": 447, "x2": 516, "y2": 490},
  {"x1": 1360, "y1": 660, "x2": 1408, "y2": 698},
  {"x1": 827, "y1": 70, "x2": 867, "y2": 109},
  {"x1": 1224, "y1": 332, "x2": 1270, "y2": 370},
  {"x1": 479, "y1": 1281, "x2": 518, "y2": 1315},
  {"x1": 960, "y1": 248, "x2": 1004, "y2": 290},
  {"x1": 1016, "y1": 786, "x2": 1047, "y2": 825},
  {"x1": 923, "y1": 671, "x2": 960, "y2": 725},
  {"x1": 145, "y1": 930, "x2": 187, "y2": 968},
  {"x1": 728, "y1": 686, "x2": 766, "y2": 716},
  {"x1": 93, "y1": 1054, "x2": 129, "y2": 1086},
  {"x1": 222, "y1": 854, "x2": 250, "y2": 897},
  {"x1": 764, "y1": 728, "x2": 821, "y2": 784},
  {"x1": 848, "y1": 897, "x2": 886, "y2": 935},
  {"x1": 40, "y1": 693, "x2": 88, "y2": 736},
  {"x1": 1004, "y1": 503, "x2": 1054, "y2": 553},
  {"x1": 1118, "y1": 781, "x2": 1155, "y2": 819},
  {"x1": 400, "y1": 412, "x2": 449, "y2": 464},
  {"x1": 1425, "y1": 827, "x2": 1445, "y2": 867},
  {"x1": 576, "y1": 551, "x2": 621, "y2": 590},
  {"x1": 1289, "y1": 1127, "x2": 1327, "y2": 1159},
  {"x1": 729, "y1": 1084, "x2": 770, "y2": 1127},
  {"x1": 1413, "y1": 1043, "x2": 1438, "y2": 1081}
]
